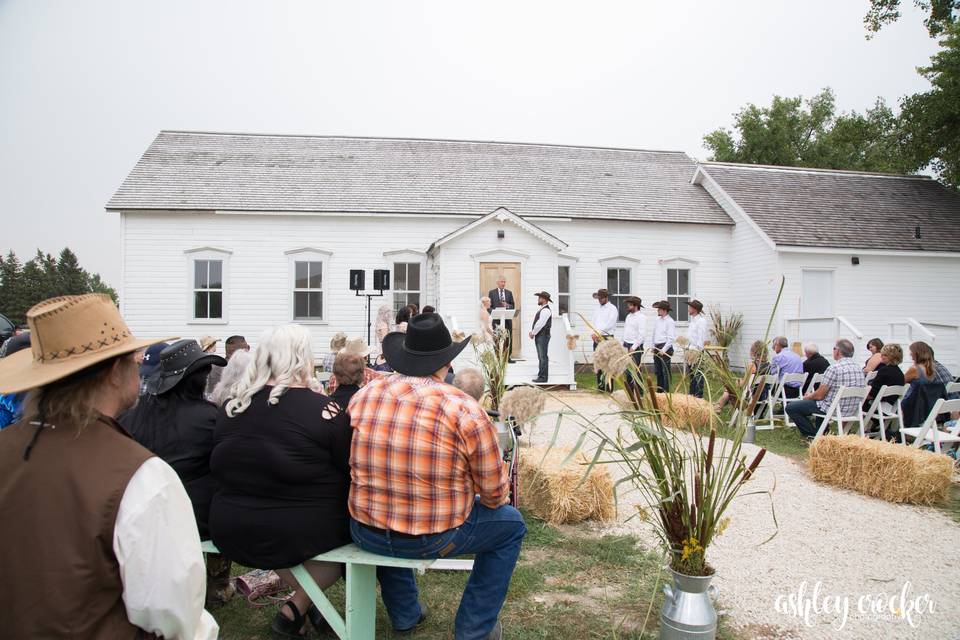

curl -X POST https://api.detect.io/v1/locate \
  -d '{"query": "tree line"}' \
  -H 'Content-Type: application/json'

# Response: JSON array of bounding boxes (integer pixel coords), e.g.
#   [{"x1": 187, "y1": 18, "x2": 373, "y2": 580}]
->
[
  {"x1": 704, "y1": 2, "x2": 960, "y2": 189},
  {"x1": 1, "y1": 248, "x2": 118, "y2": 325}
]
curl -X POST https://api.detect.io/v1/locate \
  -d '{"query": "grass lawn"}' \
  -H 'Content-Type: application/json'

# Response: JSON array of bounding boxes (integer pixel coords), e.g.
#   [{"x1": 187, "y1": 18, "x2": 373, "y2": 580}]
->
[{"x1": 211, "y1": 511, "x2": 744, "y2": 639}]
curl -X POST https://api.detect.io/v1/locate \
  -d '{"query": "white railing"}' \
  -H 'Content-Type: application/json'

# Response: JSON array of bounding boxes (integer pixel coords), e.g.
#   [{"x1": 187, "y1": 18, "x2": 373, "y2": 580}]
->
[
  {"x1": 836, "y1": 316, "x2": 863, "y2": 340},
  {"x1": 784, "y1": 316, "x2": 863, "y2": 342},
  {"x1": 888, "y1": 318, "x2": 960, "y2": 372}
]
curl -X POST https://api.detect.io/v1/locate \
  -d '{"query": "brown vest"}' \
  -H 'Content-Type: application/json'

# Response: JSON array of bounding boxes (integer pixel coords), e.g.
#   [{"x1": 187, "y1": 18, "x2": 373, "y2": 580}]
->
[{"x1": 0, "y1": 415, "x2": 154, "y2": 639}]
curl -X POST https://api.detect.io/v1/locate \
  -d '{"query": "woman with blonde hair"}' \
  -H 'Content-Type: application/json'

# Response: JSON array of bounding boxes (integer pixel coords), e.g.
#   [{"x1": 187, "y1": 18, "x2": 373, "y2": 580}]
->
[
  {"x1": 209, "y1": 324, "x2": 351, "y2": 637},
  {"x1": 478, "y1": 296, "x2": 495, "y2": 341}
]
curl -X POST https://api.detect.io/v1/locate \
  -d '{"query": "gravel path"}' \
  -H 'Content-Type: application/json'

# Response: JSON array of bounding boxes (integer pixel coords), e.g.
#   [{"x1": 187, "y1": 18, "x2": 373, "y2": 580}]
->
[{"x1": 523, "y1": 392, "x2": 960, "y2": 640}]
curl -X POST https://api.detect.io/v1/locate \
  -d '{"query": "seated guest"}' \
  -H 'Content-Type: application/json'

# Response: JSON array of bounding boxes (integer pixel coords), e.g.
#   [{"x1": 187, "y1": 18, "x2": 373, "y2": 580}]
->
[
  {"x1": 395, "y1": 304, "x2": 417, "y2": 333},
  {"x1": 452, "y1": 367, "x2": 486, "y2": 402},
  {"x1": 209, "y1": 348, "x2": 252, "y2": 408},
  {"x1": 349, "y1": 314, "x2": 524, "y2": 639},
  {"x1": 770, "y1": 336, "x2": 804, "y2": 398},
  {"x1": 0, "y1": 333, "x2": 31, "y2": 429},
  {"x1": 715, "y1": 340, "x2": 768, "y2": 411},
  {"x1": 324, "y1": 332, "x2": 348, "y2": 371},
  {"x1": 786, "y1": 339, "x2": 865, "y2": 438},
  {"x1": 902, "y1": 341, "x2": 956, "y2": 426},
  {"x1": 865, "y1": 343, "x2": 905, "y2": 406},
  {"x1": 327, "y1": 338, "x2": 379, "y2": 394},
  {"x1": 138, "y1": 341, "x2": 169, "y2": 396},
  {"x1": 210, "y1": 324, "x2": 351, "y2": 637},
  {"x1": 0, "y1": 294, "x2": 216, "y2": 638},
  {"x1": 421, "y1": 305, "x2": 436, "y2": 314},
  {"x1": 863, "y1": 338, "x2": 884, "y2": 373},
  {"x1": 122, "y1": 340, "x2": 226, "y2": 538},
  {"x1": 802, "y1": 342, "x2": 830, "y2": 393},
  {"x1": 329, "y1": 350, "x2": 367, "y2": 410}
]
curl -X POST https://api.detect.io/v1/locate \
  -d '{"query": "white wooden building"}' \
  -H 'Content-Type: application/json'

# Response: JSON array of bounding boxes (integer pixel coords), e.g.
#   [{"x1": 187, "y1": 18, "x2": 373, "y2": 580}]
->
[{"x1": 107, "y1": 131, "x2": 960, "y2": 385}]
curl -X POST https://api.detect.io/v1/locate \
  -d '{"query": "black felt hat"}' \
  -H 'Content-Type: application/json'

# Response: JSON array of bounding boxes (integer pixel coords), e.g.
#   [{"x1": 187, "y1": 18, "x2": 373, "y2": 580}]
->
[
  {"x1": 147, "y1": 339, "x2": 226, "y2": 395},
  {"x1": 382, "y1": 313, "x2": 471, "y2": 377}
]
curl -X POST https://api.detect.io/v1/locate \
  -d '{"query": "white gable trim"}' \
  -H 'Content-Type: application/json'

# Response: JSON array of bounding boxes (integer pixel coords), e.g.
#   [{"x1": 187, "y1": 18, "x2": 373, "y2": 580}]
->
[
  {"x1": 470, "y1": 248, "x2": 531, "y2": 260},
  {"x1": 284, "y1": 246, "x2": 333, "y2": 256},
  {"x1": 184, "y1": 245, "x2": 233, "y2": 255},
  {"x1": 658, "y1": 256, "x2": 700, "y2": 265},
  {"x1": 693, "y1": 166, "x2": 777, "y2": 251},
  {"x1": 598, "y1": 254, "x2": 641, "y2": 264},
  {"x1": 778, "y1": 245, "x2": 960, "y2": 258},
  {"x1": 429, "y1": 207, "x2": 568, "y2": 254},
  {"x1": 383, "y1": 249, "x2": 427, "y2": 259},
  {"x1": 558, "y1": 252, "x2": 580, "y2": 262}
]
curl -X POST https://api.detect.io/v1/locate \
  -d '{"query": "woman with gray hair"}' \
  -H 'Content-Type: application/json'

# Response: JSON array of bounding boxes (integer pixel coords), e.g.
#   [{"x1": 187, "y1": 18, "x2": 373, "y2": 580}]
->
[
  {"x1": 210, "y1": 324, "x2": 350, "y2": 637},
  {"x1": 208, "y1": 349, "x2": 251, "y2": 408}
]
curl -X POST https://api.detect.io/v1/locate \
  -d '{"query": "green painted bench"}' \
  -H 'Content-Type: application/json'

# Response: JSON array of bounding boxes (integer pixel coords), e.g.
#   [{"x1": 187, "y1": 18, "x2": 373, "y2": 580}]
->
[{"x1": 201, "y1": 540, "x2": 470, "y2": 639}]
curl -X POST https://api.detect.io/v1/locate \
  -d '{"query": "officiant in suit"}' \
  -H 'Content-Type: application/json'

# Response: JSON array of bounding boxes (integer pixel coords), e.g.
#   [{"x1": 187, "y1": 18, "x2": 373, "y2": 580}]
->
[{"x1": 488, "y1": 275, "x2": 516, "y2": 363}]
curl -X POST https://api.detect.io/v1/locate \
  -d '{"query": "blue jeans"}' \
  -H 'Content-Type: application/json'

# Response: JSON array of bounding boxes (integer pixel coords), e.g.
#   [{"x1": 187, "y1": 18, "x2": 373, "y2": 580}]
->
[
  {"x1": 350, "y1": 498, "x2": 527, "y2": 640},
  {"x1": 535, "y1": 333, "x2": 550, "y2": 380},
  {"x1": 785, "y1": 399, "x2": 822, "y2": 437},
  {"x1": 653, "y1": 345, "x2": 672, "y2": 392}
]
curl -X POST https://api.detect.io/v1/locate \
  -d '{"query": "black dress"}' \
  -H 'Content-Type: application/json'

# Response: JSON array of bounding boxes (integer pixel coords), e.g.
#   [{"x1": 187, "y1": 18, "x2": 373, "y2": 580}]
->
[{"x1": 209, "y1": 387, "x2": 352, "y2": 569}]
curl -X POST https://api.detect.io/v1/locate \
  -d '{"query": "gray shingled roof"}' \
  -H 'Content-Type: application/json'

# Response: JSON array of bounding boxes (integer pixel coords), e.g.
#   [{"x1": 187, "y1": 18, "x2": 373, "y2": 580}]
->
[
  {"x1": 701, "y1": 163, "x2": 960, "y2": 252},
  {"x1": 107, "y1": 131, "x2": 731, "y2": 225}
]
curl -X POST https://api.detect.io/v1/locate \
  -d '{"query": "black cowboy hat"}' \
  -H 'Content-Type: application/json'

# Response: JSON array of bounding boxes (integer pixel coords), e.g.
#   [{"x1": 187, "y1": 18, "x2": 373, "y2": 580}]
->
[
  {"x1": 534, "y1": 291, "x2": 552, "y2": 302},
  {"x1": 147, "y1": 339, "x2": 226, "y2": 395},
  {"x1": 382, "y1": 313, "x2": 470, "y2": 377}
]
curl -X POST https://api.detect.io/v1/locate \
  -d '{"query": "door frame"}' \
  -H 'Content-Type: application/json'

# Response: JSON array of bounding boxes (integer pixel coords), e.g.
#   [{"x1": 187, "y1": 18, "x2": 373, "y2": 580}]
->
[{"x1": 475, "y1": 250, "x2": 527, "y2": 358}]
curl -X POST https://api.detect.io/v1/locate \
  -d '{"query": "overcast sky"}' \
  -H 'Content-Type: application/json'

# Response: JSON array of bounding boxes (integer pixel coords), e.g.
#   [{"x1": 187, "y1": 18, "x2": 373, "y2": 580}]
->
[{"x1": 0, "y1": 0, "x2": 940, "y2": 284}]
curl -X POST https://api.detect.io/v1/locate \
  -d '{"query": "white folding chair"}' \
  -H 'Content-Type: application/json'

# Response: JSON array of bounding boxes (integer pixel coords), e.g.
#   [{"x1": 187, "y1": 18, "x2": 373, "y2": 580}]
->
[
  {"x1": 862, "y1": 384, "x2": 907, "y2": 441},
  {"x1": 808, "y1": 372, "x2": 824, "y2": 391},
  {"x1": 754, "y1": 374, "x2": 781, "y2": 430},
  {"x1": 812, "y1": 386, "x2": 869, "y2": 440},
  {"x1": 864, "y1": 370, "x2": 878, "y2": 385},
  {"x1": 728, "y1": 373, "x2": 756, "y2": 429},
  {"x1": 900, "y1": 398, "x2": 960, "y2": 454},
  {"x1": 946, "y1": 381, "x2": 960, "y2": 396},
  {"x1": 776, "y1": 372, "x2": 808, "y2": 426}
]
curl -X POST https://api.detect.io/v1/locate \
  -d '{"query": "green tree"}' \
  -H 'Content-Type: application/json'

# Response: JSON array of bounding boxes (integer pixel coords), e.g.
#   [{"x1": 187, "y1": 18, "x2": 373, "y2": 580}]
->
[
  {"x1": 86, "y1": 272, "x2": 119, "y2": 303},
  {"x1": 56, "y1": 247, "x2": 89, "y2": 295},
  {"x1": 0, "y1": 251, "x2": 27, "y2": 325},
  {"x1": 703, "y1": 88, "x2": 914, "y2": 174},
  {"x1": 898, "y1": 22, "x2": 960, "y2": 189},
  {"x1": 864, "y1": 0, "x2": 958, "y2": 38}
]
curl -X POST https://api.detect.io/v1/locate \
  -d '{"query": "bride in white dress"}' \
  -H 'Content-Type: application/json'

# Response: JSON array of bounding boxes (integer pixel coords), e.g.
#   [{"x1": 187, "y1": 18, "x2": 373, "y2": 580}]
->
[{"x1": 478, "y1": 296, "x2": 495, "y2": 342}]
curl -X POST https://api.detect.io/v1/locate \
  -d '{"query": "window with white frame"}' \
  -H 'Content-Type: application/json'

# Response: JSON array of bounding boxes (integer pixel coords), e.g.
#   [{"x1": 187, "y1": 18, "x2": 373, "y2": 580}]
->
[
  {"x1": 606, "y1": 268, "x2": 631, "y2": 321},
  {"x1": 558, "y1": 265, "x2": 571, "y2": 318},
  {"x1": 193, "y1": 259, "x2": 223, "y2": 320},
  {"x1": 293, "y1": 261, "x2": 324, "y2": 320},
  {"x1": 393, "y1": 262, "x2": 421, "y2": 312},
  {"x1": 667, "y1": 268, "x2": 691, "y2": 322}
]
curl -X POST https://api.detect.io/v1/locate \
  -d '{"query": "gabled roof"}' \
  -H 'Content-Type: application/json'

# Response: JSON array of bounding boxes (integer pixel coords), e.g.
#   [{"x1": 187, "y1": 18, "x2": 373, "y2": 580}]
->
[
  {"x1": 696, "y1": 162, "x2": 960, "y2": 253},
  {"x1": 106, "y1": 131, "x2": 732, "y2": 226},
  {"x1": 429, "y1": 207, "x2": 567, "y2": 253}
]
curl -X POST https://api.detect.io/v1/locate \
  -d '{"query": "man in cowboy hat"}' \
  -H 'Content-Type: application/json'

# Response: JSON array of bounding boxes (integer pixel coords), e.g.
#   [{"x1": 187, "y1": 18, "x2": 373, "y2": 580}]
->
[
  {"x1": 686, "y1": 299, "x2": 708, "y2": 398},
  {"x1": 0, "y1": 294, "x2": 217, "y2": 639},
  {"x1": 348, "y1": 313, "x2": 524, "y2": 640},
  {"x1": 622, "y1": 296, "x2": 646, "y2": 395},
  {"x1": 528, "y1": 291, "x2": 553, "y2": 383},
  {"x1": 651, "y1": 300, "x2": 677, "y2": 392},
  {"x1": 591, "y1": 288, "x2": 620, "y2": 389}
]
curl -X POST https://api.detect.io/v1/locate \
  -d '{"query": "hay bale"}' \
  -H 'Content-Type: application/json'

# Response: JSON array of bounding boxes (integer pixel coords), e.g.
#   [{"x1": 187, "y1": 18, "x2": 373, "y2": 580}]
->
[
  {"x1": 653, "y1": 393, "x2": 713, "y2": 431},
  {"x1": 518, "y1": 446, "x2": 615, "y2": 525},
  {"x1": 809, "y1": 435, "x2": 954, "y2": 505}
]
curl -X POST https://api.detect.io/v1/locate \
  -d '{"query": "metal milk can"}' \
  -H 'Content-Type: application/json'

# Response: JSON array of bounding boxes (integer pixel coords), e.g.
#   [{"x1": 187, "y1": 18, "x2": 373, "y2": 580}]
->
[{"x1": 660, "y1": 568, "x2": 718, "y2": 639}]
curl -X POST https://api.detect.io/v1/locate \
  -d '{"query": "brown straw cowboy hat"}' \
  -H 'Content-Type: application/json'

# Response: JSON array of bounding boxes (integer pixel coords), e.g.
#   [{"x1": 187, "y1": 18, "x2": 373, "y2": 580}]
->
[
  {"x1": 339, "y1": 337, "x2": 372, "y2": 357},
  {"x1": 0, "y1": 294, "x2": 175, "y2": 394},
  {"x1": 534, "y1": 291, "x2": 552, "y2": 302},
  {"x1": 687, "y1": 299, "x2": 703, "y2": 313}
]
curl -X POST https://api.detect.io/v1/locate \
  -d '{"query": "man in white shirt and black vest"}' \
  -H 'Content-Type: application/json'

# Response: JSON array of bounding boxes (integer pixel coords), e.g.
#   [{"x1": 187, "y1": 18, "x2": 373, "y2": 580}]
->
[
  {"x1": 591, "y1": 288, "x2": 619, "y2": 390},
  {"x1": 685, "y1": 299, "x2": 708, "y2": 398},
  {"x1": 529, "y1": 291, "x2": 552, "y2": 383},
  {"x1": 622, "y1": 296, "x2": 646, "y2": 395},
  {"x1": 651, "y1": 300, "x2": 676, "y2": 392}
]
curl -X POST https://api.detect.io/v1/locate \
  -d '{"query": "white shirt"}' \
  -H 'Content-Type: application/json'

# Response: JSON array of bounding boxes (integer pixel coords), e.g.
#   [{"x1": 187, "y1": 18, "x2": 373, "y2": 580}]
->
[
  {"x1": 591, "y1": 302, "x2": 619, "y2": 336},
  {"x1": 686, "y1": 313, "x2": 708, "y2": 350},
  {"x1": 113, "y1": 457, "x2": 219, "y2": 640},
  {"x1": 622, "y1": 310, "x2": 647, "y2": 349},
  {"x1": 531, "y1": 304, "x2": 552, "y2": 335},
  {"x1": 652, "y1": 314, "x2": 676, "y2": 350}
]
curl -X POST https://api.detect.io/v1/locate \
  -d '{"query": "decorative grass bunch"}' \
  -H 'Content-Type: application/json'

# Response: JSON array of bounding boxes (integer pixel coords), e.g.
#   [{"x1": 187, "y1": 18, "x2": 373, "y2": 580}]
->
[
  {"x1": 592, "y1": 338, "x2": 630, "y2": 385},
  {"x1": 565, "y1": 334, "x2": 580, "y2": 350},
  {"x1": 708, "y1": 305, "x2": 744, "y2": 349},
  {"x1": 473, "y1": 326, "x2": 510, "y2": 411},
  {"x1": 500, "y1": 385, "x2": 546, "y2": 428}
]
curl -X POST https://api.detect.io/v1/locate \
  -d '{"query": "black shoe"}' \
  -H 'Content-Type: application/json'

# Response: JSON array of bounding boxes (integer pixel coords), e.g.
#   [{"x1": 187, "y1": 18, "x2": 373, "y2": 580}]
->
[
  {"x1": 395, "y1": 603, "x2": 428, "y2": 634},
  {"x1": 306, "y1": 604, "x2": 333, "y2": 636},
  {"x1": 271, "y1": 600, "x2": 307, "y2": 638},
  {"x1": 508, "y1": 359, "x2": 516, "y2": 363},
  {"x1": 532, "y1": 378, "x2": 547, "y2": 383}
]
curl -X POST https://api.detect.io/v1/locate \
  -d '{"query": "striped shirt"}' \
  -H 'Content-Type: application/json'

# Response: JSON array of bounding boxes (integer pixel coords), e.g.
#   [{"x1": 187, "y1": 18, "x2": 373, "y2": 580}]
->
[
  {"x1": 818, "y1": 358, "x2": 865, "y2": 414},
  {"x1": 347, "y1": 374, "x2": 509, "y2": 534}
]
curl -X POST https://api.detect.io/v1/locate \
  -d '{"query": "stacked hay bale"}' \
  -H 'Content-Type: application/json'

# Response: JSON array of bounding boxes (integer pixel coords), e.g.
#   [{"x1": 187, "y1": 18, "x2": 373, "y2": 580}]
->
[
  {"x1": 518, "y1": 446, "x2": 615, "y2": 525},
  {"x1": 809, "y1": 435, "x2": 954, "y2": 505},
  {"x1": 653, "y1": 393, "x2": 713, "y2": 431}
]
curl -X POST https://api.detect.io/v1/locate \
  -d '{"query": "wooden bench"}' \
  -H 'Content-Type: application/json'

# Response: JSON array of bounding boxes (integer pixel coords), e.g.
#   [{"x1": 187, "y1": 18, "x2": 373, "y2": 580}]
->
[{"x1": 202, "y1": 540, "x2": 471, "y2": 640}]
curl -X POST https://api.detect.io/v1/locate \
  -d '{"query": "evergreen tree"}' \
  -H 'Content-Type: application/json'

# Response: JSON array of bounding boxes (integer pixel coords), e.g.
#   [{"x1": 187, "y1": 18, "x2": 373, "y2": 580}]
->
[
  {"x1": 0, "y1": 251, "x2": 26, "y2": 325},
  {"x1": 57, "y1": 247, "x2": 88, "y2": 295}
]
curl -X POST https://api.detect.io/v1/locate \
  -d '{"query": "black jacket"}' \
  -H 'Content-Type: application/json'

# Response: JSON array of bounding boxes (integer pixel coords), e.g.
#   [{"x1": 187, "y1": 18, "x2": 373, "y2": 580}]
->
[
  {"x1": 866, "y1": 363, "x2": 906, "y2": 404},
  {"x1": 802, "y1": 354, "x2": 831, "y2": 392},
  {"x1": 488, "y1": 288, "x2": 515, "y2": 310}
]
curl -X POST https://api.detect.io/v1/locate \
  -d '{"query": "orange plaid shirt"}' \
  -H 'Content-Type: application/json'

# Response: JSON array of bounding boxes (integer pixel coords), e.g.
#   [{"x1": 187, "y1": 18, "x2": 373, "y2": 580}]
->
[
  {"x1": 326, "y1": 366, "x2": 379, "y2": 394},
  {"x1": 347, "y1": 374, "x2": 509, "y2": 534}
]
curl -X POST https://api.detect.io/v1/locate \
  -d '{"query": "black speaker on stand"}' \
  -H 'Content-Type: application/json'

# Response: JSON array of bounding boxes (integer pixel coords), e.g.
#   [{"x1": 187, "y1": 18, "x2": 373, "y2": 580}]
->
[
  {"x1": 349, "y1": 270, "x2": 366, "y2": 291},
  {"x1": 352, "y1": 268, "x2": 388, "y2": 350}
]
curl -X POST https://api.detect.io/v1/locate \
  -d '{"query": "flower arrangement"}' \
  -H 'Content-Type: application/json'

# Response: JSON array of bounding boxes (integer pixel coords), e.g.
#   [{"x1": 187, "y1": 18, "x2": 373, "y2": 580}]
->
[{"x1": 451, "y1": 329, "x2": 466, "y2": 342}]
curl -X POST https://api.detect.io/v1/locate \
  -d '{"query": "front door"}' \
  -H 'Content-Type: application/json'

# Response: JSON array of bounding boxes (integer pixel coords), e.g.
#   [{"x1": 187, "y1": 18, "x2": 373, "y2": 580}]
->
[
  {"x1": 480, "y1": 262, "x2": 522, "y2": 358},
  {"x1": 800, "y1": 268, "x2": 835, "y2": 349}
]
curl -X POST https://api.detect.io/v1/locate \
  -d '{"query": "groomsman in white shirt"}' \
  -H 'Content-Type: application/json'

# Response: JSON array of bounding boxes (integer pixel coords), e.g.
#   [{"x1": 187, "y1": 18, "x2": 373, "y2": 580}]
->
[
  {"x1": 591, "y1": 288, "x2": 620, "y2": 390},
  {"x1": 622, "y1": 296, "x2": 647, "y2": 395},
  {"x1": 685, "y1": 299, "x2": 708, "y2": 398},
  {"x1": 651, "y1": 300, "x2": 676, "y2": 392}
]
